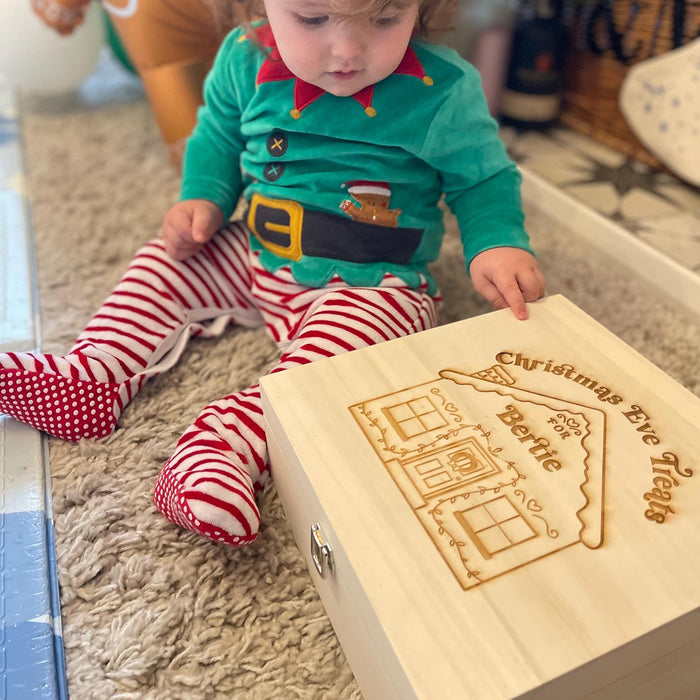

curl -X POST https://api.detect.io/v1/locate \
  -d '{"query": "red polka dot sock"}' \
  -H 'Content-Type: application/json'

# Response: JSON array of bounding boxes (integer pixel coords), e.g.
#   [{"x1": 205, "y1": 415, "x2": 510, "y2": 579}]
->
[
  {"x1": 153, "y1": 390, "x2": 269, "y2": 545},
  {"x1": 0, "y1": 350, "x2": 135, "y2": 441}
]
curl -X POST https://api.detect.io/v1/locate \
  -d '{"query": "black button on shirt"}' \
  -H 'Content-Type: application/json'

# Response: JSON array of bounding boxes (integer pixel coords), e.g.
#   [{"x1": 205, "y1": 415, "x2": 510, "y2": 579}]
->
[
  {"x1": 263, "y1": 162, "x2": 286, "y2": 181},
  {"x1": 266, "y1": 131, "x2": 288, "y2": 157}
]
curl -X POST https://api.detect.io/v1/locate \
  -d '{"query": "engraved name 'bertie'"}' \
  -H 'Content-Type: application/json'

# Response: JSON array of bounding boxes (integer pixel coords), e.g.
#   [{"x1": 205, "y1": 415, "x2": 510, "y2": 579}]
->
[{"x1": 496, "y1": 405, "x2": 562, "y2": 471}]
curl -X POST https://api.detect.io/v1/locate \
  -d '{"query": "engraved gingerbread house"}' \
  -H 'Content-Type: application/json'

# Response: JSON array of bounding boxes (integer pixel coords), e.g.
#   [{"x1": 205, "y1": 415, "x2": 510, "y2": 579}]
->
[
  {"x1": 349, "y1": 365, "x2": 607, "y2": 589},
  {"x1": 262, "y1": 296, "x2": 700, "y2": 699}
]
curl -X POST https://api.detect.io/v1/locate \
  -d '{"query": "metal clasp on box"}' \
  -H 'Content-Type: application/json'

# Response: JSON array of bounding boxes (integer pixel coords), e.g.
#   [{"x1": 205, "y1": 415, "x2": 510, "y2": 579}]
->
[{"x1": 310, "y1": 523, "x2": 335, "y2": 578}]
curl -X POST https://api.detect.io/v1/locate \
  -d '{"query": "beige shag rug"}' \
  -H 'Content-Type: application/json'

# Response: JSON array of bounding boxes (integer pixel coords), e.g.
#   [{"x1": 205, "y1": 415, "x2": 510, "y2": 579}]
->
[{"x1": 20, "y1": 57, "x2": 700, "y2": 699}]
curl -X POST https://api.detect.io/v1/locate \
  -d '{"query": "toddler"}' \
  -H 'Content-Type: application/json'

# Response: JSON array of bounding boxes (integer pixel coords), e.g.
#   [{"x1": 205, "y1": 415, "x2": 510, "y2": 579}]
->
[{"x1": 1, "y1": 0, "x2": 545, "y2": 545}]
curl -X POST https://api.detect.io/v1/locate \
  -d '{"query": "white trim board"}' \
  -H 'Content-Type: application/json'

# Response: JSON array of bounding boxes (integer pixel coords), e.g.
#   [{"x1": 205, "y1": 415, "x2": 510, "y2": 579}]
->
[
  {"x1": 520, "y1": 165, "x2": 700, "y2": 320},
  {"x1": 0, "y1": 77, "x2": 67, "y2": 699}
]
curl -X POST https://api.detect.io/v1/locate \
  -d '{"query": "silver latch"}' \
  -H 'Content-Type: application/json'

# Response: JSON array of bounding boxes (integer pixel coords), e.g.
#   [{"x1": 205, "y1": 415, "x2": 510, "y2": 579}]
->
[{"x1": 310, "y1": 523, "x2": 335, "y2": 578}]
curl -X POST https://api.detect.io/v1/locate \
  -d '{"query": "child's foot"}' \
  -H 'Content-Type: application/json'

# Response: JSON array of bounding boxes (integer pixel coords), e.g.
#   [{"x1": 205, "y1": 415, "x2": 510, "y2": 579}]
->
[
  {"x1": 0, "y1": 351, "x2": 125, "y2": 441},
  {"x1": 153, "y1": 427, "x2": 261, "y2": 546}
]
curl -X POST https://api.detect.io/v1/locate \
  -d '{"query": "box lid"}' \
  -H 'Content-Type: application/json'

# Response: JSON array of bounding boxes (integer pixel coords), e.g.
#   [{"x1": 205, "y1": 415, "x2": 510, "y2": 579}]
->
[{"x1": 260, "y1": 295, "x2": 700, "y2": 698}]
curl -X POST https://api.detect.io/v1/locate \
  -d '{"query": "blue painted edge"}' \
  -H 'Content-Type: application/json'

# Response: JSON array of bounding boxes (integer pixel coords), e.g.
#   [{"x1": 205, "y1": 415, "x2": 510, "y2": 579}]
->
[
  {"x1": 44, "y1": 451, "x2": 68, "y2": 700},
  {"x1": 1, "y1": 511, "x2": 65, "y2": 700}
]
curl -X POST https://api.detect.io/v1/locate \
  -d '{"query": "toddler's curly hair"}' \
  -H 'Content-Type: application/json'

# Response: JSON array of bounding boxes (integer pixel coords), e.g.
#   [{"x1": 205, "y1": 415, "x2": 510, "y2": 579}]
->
[{"x1": 207, "y1": 0, "x2": 459, "y2": 40}]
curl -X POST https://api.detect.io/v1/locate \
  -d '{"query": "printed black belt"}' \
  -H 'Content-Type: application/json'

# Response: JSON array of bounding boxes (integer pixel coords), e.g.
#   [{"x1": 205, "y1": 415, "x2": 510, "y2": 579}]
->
[{"x1": 246, "y1": 193, "x2": 423, "y2": 265}]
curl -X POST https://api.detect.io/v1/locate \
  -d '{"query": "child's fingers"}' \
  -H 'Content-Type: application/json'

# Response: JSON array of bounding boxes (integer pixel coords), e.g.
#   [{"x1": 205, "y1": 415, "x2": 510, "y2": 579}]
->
[
  {"x1": 164, "y1": 235, "x2": 201, "y2": 261},
  {"x1": 499, "y1": 281, "x2": 528, "y2": 320},
  {"x1": 501, "y1": 267, "x2": 546, "y2": 320},
  {"x1": 470, "y1": 249, "x2": 546, "y2": 321},
  {"x1": 478, "y1": 274, "x2": 533, "y2": 320},
  {"x1": 517, "y1": 266, "x2": 547, "y2": 303},
  {"x1": 502, "y1": 266, "x2": 547, "y2": 320},
  {"x1": 474, "y1": 277, "x2": 516, "y2": 315},
  {"x1": 161, "y1": 210, "x2": 200, "y2": 259},
  {"x1": 192, "y1": 205, "x2": 223, "y2": 243}
]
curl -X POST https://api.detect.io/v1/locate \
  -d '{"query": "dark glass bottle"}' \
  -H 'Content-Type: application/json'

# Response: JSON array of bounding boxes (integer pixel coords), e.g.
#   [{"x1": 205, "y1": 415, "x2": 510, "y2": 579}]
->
[{"x1": 500, "y1": 0, "x2": 568, "y2": 129}]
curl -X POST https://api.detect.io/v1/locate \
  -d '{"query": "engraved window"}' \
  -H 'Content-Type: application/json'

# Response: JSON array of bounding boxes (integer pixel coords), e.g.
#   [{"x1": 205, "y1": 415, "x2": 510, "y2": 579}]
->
[
  {"x1": 382, "y1": 396, "x2": 447, "y2": 441},
  {"x1": 455, "y1": 496, "x2": 536, "y2": 559}
]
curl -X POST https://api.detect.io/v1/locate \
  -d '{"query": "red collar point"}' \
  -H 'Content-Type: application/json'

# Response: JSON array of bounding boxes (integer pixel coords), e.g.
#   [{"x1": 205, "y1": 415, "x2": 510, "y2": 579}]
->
[{"x1": 255, "y1": 26, "x2": 430, "y2": 115}]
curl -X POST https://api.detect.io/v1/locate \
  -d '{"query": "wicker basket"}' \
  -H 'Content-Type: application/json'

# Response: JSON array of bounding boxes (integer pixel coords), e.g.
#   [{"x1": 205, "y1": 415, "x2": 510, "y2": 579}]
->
[{"x1": 561, "y1": 0, "x2": 700, "y2": 167}]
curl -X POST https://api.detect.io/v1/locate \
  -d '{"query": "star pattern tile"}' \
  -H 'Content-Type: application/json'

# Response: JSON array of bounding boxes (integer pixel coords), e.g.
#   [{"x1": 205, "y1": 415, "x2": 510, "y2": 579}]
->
[{"x1": 502, "y1": 124, "x2": 700, "y2": 280}]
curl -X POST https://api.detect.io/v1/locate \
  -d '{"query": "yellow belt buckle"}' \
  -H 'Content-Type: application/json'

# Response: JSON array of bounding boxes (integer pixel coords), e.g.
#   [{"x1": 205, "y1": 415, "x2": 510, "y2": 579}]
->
[{"x1": 248, "y1": 193, "x2": 304, "y2": 261}]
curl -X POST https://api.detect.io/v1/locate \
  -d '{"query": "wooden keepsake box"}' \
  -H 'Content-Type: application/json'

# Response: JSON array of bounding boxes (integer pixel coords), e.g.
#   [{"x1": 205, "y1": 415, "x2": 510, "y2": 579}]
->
[{"x1": 259, "y1": 295, "x2": 700, "y2": 699}]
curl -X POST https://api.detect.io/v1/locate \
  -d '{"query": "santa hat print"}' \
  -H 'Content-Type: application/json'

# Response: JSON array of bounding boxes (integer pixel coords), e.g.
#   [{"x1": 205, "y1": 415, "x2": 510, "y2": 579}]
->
[{"x1": 343, "y1": 180, "x2": 392, "y2": 197}]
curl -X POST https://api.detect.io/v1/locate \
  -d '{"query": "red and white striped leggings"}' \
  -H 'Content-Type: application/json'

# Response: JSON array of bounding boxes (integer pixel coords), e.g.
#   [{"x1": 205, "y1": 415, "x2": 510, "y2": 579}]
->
[{"x1": 0, "y1": 223, "x2": 441, "y2": 545}]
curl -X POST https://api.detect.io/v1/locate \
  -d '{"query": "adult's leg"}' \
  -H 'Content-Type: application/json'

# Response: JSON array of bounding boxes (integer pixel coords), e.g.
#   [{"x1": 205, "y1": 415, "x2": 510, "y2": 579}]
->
[
  {"x1": 153, "y1": 268, "x2": 441, "y2": 545},
  {"x1": 0, "y1": 224, "x2": 261, "y2": 441},
  {"x1": 106, "y1": 0, "x2": 240, "y2": 167}
]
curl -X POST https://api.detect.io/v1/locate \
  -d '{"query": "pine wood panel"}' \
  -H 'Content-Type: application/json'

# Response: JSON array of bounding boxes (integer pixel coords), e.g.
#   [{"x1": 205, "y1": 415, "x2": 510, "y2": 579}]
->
[{"x1": 260, "y1": 295, "x2": 700, "y2": 699}]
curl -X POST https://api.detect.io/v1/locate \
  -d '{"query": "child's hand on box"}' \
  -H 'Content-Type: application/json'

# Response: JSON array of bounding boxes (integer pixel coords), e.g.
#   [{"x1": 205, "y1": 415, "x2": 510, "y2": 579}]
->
[
  {"x1": 161, "y1": 199, "x2": 223, "y2": 260},
  {"x1": 469, "y1": 247, "x2": 546, "y2": 321}
]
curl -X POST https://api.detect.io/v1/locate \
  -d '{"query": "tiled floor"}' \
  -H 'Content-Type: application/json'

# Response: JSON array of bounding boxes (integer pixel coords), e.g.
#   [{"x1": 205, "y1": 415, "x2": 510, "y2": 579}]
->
[{"x1": 501, "y1": 125, "x2": 700, "y2": 277}]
